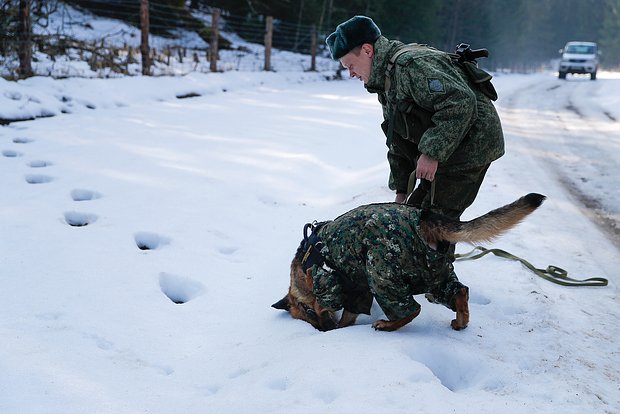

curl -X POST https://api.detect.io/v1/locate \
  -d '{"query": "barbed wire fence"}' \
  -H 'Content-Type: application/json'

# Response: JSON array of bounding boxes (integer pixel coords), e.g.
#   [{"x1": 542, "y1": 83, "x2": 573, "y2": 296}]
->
[{"x1": 0, "y1": 1, "x2": 341, "y2": 79}]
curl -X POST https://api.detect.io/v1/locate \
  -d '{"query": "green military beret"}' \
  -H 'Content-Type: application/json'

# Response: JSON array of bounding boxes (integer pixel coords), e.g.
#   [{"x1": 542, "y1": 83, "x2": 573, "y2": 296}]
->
[{"x1": 326, "y1": 16, "x2": 381, "y2": 60}]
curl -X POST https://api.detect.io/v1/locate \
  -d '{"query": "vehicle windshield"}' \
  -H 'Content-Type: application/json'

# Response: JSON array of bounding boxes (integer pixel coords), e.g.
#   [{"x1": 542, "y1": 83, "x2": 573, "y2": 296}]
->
[{"x1": 565, "y1": 45, "x2": 596, "y2": 54}]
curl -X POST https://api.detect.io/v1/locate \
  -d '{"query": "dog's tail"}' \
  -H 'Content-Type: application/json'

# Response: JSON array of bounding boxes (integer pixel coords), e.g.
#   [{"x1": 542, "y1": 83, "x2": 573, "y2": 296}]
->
[{"x1": 420, "y1": 193, "x2": 546, "y2": 245}]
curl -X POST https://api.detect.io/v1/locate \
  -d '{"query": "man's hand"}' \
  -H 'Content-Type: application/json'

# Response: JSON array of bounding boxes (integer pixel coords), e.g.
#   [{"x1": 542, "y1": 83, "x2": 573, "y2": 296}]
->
[
  {"x1": 395, "y1": 193, "x2": 407, "y2": 203},
  {"x1": 416, "y1": 154, "x2": 438, "y2": 181}
]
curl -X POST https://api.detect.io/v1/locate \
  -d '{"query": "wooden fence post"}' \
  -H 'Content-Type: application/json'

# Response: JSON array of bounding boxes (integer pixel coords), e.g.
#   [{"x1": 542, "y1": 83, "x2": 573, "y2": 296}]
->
[
  {"x1": 18, "y1": 0, "x2": 33, "y2": 78},
  {"x1": 210, "y1": 8, "x2": 220, "y2": 72},
  {"x1": 310, "y1": 24, "x2": 317, "y2": 71},
  {"x1": 140, "y1": 0, "x2": 150, "y2": 75},
  {"x1": 264, "y1": 16, "x2": 273, "y2": 71}
]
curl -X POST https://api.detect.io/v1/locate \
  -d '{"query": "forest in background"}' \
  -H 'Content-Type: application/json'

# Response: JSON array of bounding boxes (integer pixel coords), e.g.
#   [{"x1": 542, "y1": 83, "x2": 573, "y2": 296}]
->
[
  {"x1": 206, "y1": 0, "x2": 620, "y2": 69},
  {"x1": 2, "y1": 0, "x2": 619, "y2": 76}
]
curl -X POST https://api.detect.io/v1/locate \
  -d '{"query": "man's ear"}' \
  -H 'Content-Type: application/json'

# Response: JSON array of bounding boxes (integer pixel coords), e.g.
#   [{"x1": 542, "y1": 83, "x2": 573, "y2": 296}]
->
[
  {"x1": 361, "y1": 43, "x2": 374, "y2": 58},
  {"x1": 272, "y1": 295, "x2": 290, "y2": 311}
]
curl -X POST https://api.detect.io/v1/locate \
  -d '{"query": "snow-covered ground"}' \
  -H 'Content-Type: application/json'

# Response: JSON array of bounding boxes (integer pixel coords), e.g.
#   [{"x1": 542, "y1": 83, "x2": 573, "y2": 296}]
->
[
  {"x1": 501, "y1": 72, "x2": 620, "y2": 248},
  {"x1": 1, "y1": 68, "x2": 619, "y2": 413}
]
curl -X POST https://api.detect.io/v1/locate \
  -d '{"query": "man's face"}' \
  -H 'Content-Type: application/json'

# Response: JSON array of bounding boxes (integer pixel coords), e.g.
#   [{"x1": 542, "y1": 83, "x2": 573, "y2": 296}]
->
[{"x1": 340, "y1": 44, "x2": 374, "y2": 84}]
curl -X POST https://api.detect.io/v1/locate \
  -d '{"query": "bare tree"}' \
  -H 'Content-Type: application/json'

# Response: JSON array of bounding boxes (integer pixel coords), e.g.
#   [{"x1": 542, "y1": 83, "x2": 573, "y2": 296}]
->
[
  {"x1": 140, "y1": 0, "x2": 150, "y2": 75},
  {"x1": 18, "y1": 0, "x2": 33, "y2": 77}
]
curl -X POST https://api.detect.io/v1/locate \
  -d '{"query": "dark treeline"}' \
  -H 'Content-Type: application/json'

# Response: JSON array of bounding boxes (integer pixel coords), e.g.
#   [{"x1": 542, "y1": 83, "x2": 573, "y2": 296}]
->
[
  {"x1": 3, "y1": 0, "x2": 619, "y2": 74},
  {"x1": 203, "y1": 0, "x2": 620, "y2": 69}
]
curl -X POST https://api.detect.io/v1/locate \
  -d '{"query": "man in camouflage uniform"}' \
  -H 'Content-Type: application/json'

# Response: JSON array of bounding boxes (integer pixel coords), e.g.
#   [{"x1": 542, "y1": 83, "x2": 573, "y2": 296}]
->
[
  {"x1": 326, "y1": 16, "x2": 505, "y2": 219},
  {"x1": 310, "y1": 202, "x2": 466, "y2": 323}
]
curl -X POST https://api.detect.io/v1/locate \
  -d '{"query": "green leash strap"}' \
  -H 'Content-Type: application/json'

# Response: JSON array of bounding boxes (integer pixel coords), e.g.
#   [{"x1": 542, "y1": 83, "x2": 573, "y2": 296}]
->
[{"x1": 455, "y1": 246, "x2": 609, "y2": 287}]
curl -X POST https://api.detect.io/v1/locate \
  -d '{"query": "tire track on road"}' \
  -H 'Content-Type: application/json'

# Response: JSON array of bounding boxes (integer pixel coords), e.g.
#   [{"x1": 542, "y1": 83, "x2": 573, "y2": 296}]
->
[{"x1": 500, "y1": 75, "x2": 620, "y2": 249}]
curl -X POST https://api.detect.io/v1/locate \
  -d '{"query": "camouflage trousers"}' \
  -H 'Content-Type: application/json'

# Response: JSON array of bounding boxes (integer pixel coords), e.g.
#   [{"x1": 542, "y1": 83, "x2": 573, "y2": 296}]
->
[
  {"x1": 407, "y1": 163, "x2": 490, "y2": 269},
  {"x1": 407, "y1": 164, "x2": 490, "y2": 219}
]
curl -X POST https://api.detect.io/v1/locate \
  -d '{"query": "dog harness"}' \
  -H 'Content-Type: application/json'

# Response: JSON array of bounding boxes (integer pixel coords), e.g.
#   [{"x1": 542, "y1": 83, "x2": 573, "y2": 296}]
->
[{"x1": 300, "y1": 221, "x2": 331, "y2": 273}]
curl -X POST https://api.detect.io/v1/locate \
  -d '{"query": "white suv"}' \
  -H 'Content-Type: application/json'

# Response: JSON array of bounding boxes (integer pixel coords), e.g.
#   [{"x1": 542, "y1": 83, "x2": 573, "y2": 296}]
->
[{"x1": 558, "y1": 41, "x2": 599, "y2": 80}]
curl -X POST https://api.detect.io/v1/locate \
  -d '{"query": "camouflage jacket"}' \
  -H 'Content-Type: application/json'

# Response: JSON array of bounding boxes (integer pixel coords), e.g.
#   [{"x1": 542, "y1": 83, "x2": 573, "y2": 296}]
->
[
  {"x1": 365, "y1": 36, "x2": 505, "y2": 193},
  {"x1": 311, "y1": 203, "x2": 459, "y2": 321}
]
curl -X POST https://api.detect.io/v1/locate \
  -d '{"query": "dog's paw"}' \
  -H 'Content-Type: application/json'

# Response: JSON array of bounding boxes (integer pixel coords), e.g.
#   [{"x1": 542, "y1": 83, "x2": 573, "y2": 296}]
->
[
  {"x1": 450, "y1": 319, "x2": 468, "y2": 331},
  {"x1": 372, "y1": 319, "x2": 395, "y2": 331},
  {"x1": 372, "y1": 309, "x2": 420, "y2": 331}
]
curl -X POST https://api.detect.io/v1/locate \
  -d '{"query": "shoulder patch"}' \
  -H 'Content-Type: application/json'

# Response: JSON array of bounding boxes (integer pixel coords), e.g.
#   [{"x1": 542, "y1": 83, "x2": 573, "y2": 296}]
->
[{"x1": 427, "y1": 78, "x2": 445, "y2": 93}]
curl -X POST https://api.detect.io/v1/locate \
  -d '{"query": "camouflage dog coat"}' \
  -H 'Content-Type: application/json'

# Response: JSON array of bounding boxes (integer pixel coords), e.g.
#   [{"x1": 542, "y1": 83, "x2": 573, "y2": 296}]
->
[{"x1": 310, "y1": 203, "x2": 467, "y2": 321}]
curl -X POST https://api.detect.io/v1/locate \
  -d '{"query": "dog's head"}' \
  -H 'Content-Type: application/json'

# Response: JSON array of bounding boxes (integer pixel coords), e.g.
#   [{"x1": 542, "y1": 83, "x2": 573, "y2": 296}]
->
[{"x1": 272, "y1": 249, "x2": 338, "y2": 331}]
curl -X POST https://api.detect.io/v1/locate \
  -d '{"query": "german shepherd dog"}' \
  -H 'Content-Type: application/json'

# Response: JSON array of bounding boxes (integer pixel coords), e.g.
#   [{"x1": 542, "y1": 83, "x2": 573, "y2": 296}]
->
[{"x1": 273, "y1": 193, "x2": 545, "y2": 332}]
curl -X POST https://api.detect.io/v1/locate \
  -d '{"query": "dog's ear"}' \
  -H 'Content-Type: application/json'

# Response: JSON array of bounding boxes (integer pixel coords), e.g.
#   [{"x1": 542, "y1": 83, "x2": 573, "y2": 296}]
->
[{"x1": 272, "y1": 295, "x2": 290, "y2": 311}]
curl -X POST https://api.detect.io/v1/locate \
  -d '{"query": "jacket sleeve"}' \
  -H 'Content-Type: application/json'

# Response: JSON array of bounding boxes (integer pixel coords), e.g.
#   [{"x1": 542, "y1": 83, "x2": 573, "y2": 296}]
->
[{"x1": 397, "y1": 56, "x2": 478, "y2": 163}]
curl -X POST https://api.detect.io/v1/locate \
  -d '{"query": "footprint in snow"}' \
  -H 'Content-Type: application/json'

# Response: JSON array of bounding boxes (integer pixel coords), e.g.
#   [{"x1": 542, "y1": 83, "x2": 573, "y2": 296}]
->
[
  {"x1": 12, "y1": 137, "x2": 34, "y2": 144},
  {"x1": 134, "y1": 232, "x2": 170, "y2": 251},
  {"x1": 265, "y1": 378, "x2": 288, "y2": 391},
  {"x1": 85, "y1": 333, "x2": 114, "y2": 351},
  {"x1": 218, "y1": 245, "x2": 238, "y2": 255},
  {"x1": 25, "y1": 174, "x2": 53, "y2": 184},
  {"x1": 71, "y1": 188, "x2": 101, "y2": 201},
  {"x1": 28, "y1": 160, "x2": 52, "y2": 168},
  {"x1": 405, "y1": 345, "x2": 484, "y2": 392},
  {"x1": 2, "y1": 149, "x2": 23, "y2": 158},
  {"x1": 228, "y1": 367, "x2": 250, "y2": 379},
  {"x1": 159, "y1": 272, "x2": 205, "y2": 304},
  {"x1": 35, "y1": 312, "x2": 63, "y2": 321},
  {"x1": 469, "y1": 291, "x2": 491, "y2": 305},
  {"x1": 64, "y1": 211, "x2": 98, "y2": 227},
  {"x1": 200, "y1": 384, "x2": 221, "y2": 396},
  {"x1": 314, "y1": 389, "x2": 338, "y2": 404}
]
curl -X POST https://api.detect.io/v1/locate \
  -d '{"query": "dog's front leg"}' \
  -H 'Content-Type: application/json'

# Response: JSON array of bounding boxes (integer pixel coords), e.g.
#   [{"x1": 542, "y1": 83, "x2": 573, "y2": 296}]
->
[
  {"x1": 372, "y1": 308, "x2": 421, "y2": 332},
  {"x1": 338, "y1": 310, "x2": 359, "y2": 328},
  {"x1": 450, "y1": 287, "x2": 469, "y2": 330}
]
